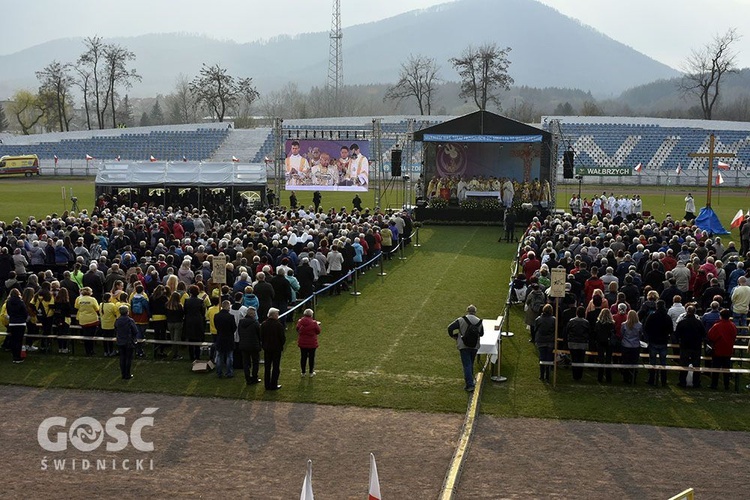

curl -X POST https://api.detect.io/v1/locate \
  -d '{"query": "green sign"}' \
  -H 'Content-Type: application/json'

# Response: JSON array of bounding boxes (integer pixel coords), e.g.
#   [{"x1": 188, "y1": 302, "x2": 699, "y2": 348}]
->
[{"x1": 575, "y1": 166, "x2": 632, "y2": 176}]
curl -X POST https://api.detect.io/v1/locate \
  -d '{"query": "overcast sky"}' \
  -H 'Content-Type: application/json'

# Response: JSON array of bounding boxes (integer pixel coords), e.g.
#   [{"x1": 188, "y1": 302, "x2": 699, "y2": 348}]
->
[{"x1": 2, "y1": 0, "x2": 750, "y2": 68}]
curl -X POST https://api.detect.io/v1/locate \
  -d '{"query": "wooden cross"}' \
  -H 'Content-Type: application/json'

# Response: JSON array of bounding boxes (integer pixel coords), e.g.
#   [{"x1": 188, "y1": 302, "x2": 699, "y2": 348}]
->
[
  {"x1": 688, "y1": 134, "x2": 736, "y2": 207},
  {"x1": 510, "y1": 144, "x2": 539, "y2": 183}
]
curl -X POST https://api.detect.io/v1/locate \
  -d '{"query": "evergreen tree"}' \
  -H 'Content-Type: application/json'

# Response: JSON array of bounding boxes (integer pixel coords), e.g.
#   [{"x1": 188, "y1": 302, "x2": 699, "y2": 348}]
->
[
  {"x1": 150, "y1": 99, "x2": 164, "y2": 126},
  {"x1": 116, "y1": 94, "x2": 134, "y2": 127},
  {"x1": 139, "y1": 111, "x2": 150, "y2": 127}
]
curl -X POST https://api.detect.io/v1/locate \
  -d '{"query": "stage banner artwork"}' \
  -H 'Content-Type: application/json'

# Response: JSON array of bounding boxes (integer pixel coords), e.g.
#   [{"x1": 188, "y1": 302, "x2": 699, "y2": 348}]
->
[
  {"x1": 284, "y1": 139, "x2": 370, "y2": 192},
  {"x1": 575, "y1": 166, "x2": 633, "y2": 176},
  {"x1": 435, "y1": 142, "x2": 541, "y2": 181}
]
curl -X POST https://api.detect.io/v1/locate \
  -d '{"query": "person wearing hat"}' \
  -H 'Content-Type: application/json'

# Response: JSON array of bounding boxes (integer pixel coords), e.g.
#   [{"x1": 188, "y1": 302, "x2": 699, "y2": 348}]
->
[{"x1": 115, "y1": 305, "x2": 139, "y2": 380}]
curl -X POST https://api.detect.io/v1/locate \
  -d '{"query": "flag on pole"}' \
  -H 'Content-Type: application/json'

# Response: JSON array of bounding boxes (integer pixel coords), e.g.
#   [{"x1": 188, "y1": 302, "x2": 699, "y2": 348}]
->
[
  {"x1": 675, "y1": 163, "x2": 682, "y2": 175},
  {"x1": 731, "y1": 209, "x2": 744, "y2": 229},
  {"x1": 634, "y1": 162, "x2": 642, "y2": 173},
  {"x1": 300, "y1": 460, "x2": 314, "y2": 500},
  {"x1": 54, "y1": 155, "x2": 58, "y2": 166},
  {"x1": 368, "y1": 453, "x2": 382, "y2": 500},
  {"x1": 232, "y1": 156, "x2": 240, "y2": 162},
  {"x1": 115, "y1": 155, "x2": 121, "y2": 162},
  {"x1": 716, "y1": 172, "x2": 725, "y2": 185},
  {"x1": 85, "y1": 154, "x2": 94, "y2": 161},
  {"x1": 182, "y1": 155, "x2": 188, "y2": 162},
  {"x1": 717, "y1": 161, "x2": 730, "y2": 170},
  {"x1": 150, "y1": 155, "x2": 157, "y2": 162}
]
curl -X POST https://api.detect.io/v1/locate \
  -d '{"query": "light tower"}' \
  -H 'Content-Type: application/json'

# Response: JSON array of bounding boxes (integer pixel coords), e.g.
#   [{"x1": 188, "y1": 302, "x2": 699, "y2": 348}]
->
[{"x1": 327, "y1": 0, "x2": 343, "y2": 116}]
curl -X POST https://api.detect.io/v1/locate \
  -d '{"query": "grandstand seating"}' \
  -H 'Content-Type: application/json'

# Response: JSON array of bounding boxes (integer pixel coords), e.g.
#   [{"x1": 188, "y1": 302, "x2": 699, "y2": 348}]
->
[
  {"x1": 0, "y1": 125, "x2": 230, "y2": 162},
  {"x1": 543, "y1": 116, "x2": 750, "y2": 172}
]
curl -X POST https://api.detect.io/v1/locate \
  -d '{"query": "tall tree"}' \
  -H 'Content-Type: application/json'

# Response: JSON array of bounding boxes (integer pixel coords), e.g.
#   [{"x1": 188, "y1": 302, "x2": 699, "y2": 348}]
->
[
  {"x1": 679, "y1": 28, "x2": 740, "y2": 120},
  {"x1": 189, "y1": 63, "x2": 259, "y2": 122},
  {"x1": 8, "y1": 90, "x2": 45, "y2": 135},
  {"x1": 78, "y1": 36, "x2": 107, "y2": 129},
  {"x1": 150, "y1": 99, "x2": 164, "y2": 125},
  {"x1": 103, "y1": 43, "x2": 141, "y2": 128},
  {"x1": 0, "y1": 103, "x2": 8, "y2": 131},
  {"x1": 166, "y1": 74, "x2": 199, "y2": 124},
  {"x1": 36, "y1": 60, "x2": 75, "y2": 132},
  {"x1": 384, "y1": 54, "x2": 441, "y2": 115},
  {"x1": 115, "y1": 94, "x2": 134, "y2": 127},
  {"x1": 139, "y1": 111, "x2": 150, "y2": 127},
  {"x1": 450, "y1": 43, "x2": 513, "y2": 111}
]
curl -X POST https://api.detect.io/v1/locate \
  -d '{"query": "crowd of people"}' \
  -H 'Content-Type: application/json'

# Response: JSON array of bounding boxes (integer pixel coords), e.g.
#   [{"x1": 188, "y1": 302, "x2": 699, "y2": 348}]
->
[
  {"x1": 426, "y1": 175, "x2": 553, "y2": 208},
  {"x1": 518, "y1": 210, "x2": 746, "y2": 390},
  {"x1": 568, "y1": 192, "x2": 644, "y2": 218},
  {"x1": 0, "y1": 199, "x2": 414, "y2": 389}
]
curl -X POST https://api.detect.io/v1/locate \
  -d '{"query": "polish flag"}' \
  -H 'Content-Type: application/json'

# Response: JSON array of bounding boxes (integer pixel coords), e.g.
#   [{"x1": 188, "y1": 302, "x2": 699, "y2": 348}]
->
[
  {"x1": 675, "y1": 163, "x2": 682, "y2": 175},
  {"x1": 716, "y1": 172, "x2": 725, "y2": 185},
  {"x1": 115, "y1": 155, "x2": 121, "y2": 162},
  {"x1": 85, "y1": 154, "x2": 94, "y2": 161},
  {"x1": 232, "y1": 156, "x2": 240, "y2": 162},
  {"x1": 300, "y1": 460, "x2": 314, "y2": 500},
  {"x1": 634, "y1": 162, "x2": 642, "y2": 173},
  {"x1": 53, "y1": 155, "x2": 58, "y2": 166},
  {"x1": 717, "y1": 161, "x2": 730, "y2": 170},
  {"x1": 731, "y1": 209, "x2": 744, "y2": 229},
  {"x1": 150, "y1": 155, "x2": 157, "y2": 162},
  {"x1": 182, "y1": 155, "x2": 188, "y2": 162},
  {"x1": 368, "y1": 453, "x2": 382, "y2": 500}
]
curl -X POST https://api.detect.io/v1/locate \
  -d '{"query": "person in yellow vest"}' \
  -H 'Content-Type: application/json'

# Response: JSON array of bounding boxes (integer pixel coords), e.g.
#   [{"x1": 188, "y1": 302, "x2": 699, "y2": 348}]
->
[
  {"x1": 75, "y1": 287, "x2": 100, "y2": 356},
  {"x1": 100, "y1": 292, "x2": 120, "y2": 357},
  {"x1": 285, "y1": 141, "x2": 310, "y2": 186},
  {"x1": 206, "y1": 295, "x2": 221, "y2": 344}
]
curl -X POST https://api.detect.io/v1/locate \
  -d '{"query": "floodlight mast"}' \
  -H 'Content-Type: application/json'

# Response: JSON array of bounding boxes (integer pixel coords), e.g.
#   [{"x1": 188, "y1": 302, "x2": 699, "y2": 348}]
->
[{"x1": 327, "y1": 0, "x2": 343, "y2": 116}]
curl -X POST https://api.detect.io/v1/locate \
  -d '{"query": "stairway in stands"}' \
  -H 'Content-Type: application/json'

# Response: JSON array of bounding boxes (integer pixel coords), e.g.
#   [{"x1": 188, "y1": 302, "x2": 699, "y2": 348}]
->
[{"x1": 209, "y1": 128, "x2": 272, "y2": 163}]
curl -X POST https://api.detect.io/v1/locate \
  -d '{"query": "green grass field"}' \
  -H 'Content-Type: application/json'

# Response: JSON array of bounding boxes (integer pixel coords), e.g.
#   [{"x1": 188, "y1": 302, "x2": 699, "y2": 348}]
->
[{"x1": 1, "y1": 178, "x2": 749, "y2": 431}]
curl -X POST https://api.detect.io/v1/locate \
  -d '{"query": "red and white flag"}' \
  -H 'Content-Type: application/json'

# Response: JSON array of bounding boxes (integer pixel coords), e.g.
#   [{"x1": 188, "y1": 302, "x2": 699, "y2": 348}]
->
[
  {"x1": 150, "y1": 155, "x2": 157, "y2": 162},
  {"x1": 85, "y1": 154, "x2": 94, "y2": 161},
  {"x1": 716, "y1": 172, "x2": 725, "y2": 185},
  {"x1": 368, "y1": 453, "x2": 382, "y2": 500},
  {"x1": 634, "y1": 162, "x2": 642, "y2": 173},
  {"x1": 232, "y1": 156, "x2": 240, "y2": 162},
  {"x1": 675, "y1": 163, "x2": 682, "y2": 175},
  {"x1": 300, "y1": 460, "x2": 314, "y2": 500},
  {"x1": 731, "y1": 209, "x2": 744, "y2": 229},
  {"x1": 717, "y1": 161, "x2": 730, "y2": 170},
  {"x1": 53, "y1": 155, "x2": 58, "y2": 166},
  {"x1": 182, "y1": 155, "x2": 188, "y2": 162},
  {"x1": 116, "y1": 155, "x2": 121, "y2": 162}
]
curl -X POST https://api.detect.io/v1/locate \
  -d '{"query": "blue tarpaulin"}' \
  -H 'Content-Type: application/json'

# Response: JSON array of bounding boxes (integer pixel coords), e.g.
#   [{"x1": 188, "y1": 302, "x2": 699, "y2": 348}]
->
[{"x1": 695, "y1": 206, "x2": 730, "y2": 235}]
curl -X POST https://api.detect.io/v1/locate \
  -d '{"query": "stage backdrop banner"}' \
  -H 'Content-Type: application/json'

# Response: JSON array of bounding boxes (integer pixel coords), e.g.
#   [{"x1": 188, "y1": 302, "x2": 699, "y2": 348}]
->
[
  {"x1": 284, "y1": 139, "x2": 370, "y2": 192},
  {"x1": 434, "y1": 142, "x2": 541, "y2": 181}
]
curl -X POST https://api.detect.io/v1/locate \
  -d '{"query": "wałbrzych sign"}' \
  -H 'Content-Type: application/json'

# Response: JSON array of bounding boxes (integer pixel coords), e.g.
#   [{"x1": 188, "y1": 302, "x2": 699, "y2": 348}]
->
[{"x1": 575, "y1": 166, "x2": 632, "y2": 176}]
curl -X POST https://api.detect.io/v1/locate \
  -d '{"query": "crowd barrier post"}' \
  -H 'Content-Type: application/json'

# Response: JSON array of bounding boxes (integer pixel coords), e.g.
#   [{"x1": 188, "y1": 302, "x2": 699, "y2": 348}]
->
[
  {"x1": 378, "y1": 254, "x2": 387, "y2": 277},
  {"x1": 350, "y1": 269, "x2": 361, "y2": 297},
  {"x1": 398, "y1": 240, "x2": 406, "y2": 261}
]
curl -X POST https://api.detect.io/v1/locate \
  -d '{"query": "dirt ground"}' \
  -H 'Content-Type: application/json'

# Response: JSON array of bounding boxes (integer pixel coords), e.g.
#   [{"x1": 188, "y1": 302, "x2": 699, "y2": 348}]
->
[{"x1": 2, "y1": 385, "x2": 749, "y2": 499}]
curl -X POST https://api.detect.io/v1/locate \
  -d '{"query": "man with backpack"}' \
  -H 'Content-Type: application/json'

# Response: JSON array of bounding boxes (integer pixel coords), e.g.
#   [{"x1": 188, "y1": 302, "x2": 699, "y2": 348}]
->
[{"x1": 447, "y1": 304, "x2": 484, "y2": 393}]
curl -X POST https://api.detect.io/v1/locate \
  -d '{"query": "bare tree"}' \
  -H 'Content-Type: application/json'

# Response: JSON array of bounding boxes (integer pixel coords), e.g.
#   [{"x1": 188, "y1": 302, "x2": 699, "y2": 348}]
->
[
  {"x1": 450, "y1": 43, "x2": 513, "y2": 111},
  {"x1": 384, "y1": 55, "x2": 441, "y2": 115},
  {"x1": 78, "y1": 36, "x2": 107, "y2": 129},
  {"x1": 679, "y1": 28, "x2": 741, "y2": 120},
  {"x1": 36, "y1": 60, "x2": 75, "y2": 132},
  {"x1": 189, "y1": 63, "x2": 259, "y2": 122},
  {"x1": 73, "y1": 65, "x2": 93, "y2": 130},
  {"x1": 166, "y1": 74, "x2": 199, "y2": 124},
  {"x1": 0, "y1": 103, "x2": 8, "y2": 132},
  {"x1": 8, "y1": 90, "x2": 45, "y2": 135},
  {"x1": 103, "y1": 44, "x2": 141, "y2": 128}
]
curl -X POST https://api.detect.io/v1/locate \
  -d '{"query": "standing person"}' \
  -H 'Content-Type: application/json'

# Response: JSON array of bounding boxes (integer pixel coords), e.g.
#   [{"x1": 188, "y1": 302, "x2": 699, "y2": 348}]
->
[
  {"x1": 183, "y1": 285, "x2": 206, "y2": 361},
  {"x1": 675, "y1": 305, "x2": 703, "y2": 388},
  {"x1": 594, "y1": 308, "x2": 615, "y2": 383},
  {"x1": 289, "y1": 191, "x2": 298, "y2": 209},
  {"x1": 297, "y1": 308, "x2": 321, "y2": 377},
  {"x1": 254, "y1": 272, "x2": 274, "y2": 321},
  {"x1": 129, "y1": 284, "x2": 150, "y2": 358},
  {"x1": 75, "y1": 287, "x2": 100, "y2": 356},
  {"x1": 730, "y1": 276, "x2": 750, "y2": 327},
  {"x1": 115, "y1": 305, "x2": 139, "y2": 380},
  {"x1": 237, "y1": 307, "x2": 262, "y2": 385},
  {"x1": 707, "y1": 309, "x2": 738, "y2": 390},
  {"x1": 270, "y1": 268, "x2": 292, "y2": 326},
  {"x1": 213, "y1": 300, "x2": 237, "y2": 378},
  {"x1": 53, "y1": 287, "x2": 73, "y2": 354},
  {"x1": 534, "y1": 304, "x2": 555, "y2": 382},
  {"x1": 502, "y1": 177, "x2": 515, "y2": 208},
  {"x1": 349, "y1": 143, "x2": 369, "y2": 186},
  {"x1": 99, "y1": 292, "x2": 119, "y2": 357},
  {"x1": 326, "y1": 245, "x2": 344, "y2": 295},
  {"x1": 684, "y1": 193, "x2": 696, "y2": 221},
  {"x1": 564, "y1": 306, "x2": 590, "y2": 381},
  {"x1": 352, "y1": 194, "x2": 363, "y2": 211},
  {"x1": 620, "y1": 310, "x2": 643, "y2": 384},
  {"x1": 313, "y1": 191, "x2": 322, "y2": 212},
  {"x1": 6, "y1": 288, "x2": 28, "y2": 363},
  {"x1": 447, "y1": 304, "x2": 484, "y2": 392},
  {"x1": 502, "y1": 209, "x2": 516, "y2": 243},
  {"x1": 644, "y1": 300, "x2": 672, "y2": 387},
  {"x1": 260, "y1": 308, "x2": 286, "y2": 390},
  {"x1": 149, "y1": 285, "x2": 168, "y2": 357},
  {"x1": 165, "y1": 291, "x2": 185, "y2": 360}
]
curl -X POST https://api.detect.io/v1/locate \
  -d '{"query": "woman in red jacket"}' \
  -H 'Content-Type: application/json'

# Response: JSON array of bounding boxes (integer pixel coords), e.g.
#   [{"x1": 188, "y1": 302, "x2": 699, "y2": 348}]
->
[
  {"x1": 296, "y1": 308, "x2": 321, "y2": 377},
  {"x1": 707, "y1": 308, "x2": 738, "y2": 390}
]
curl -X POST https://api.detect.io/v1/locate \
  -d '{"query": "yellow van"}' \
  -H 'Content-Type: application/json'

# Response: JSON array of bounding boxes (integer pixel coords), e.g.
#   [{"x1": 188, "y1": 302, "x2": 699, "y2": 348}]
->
[{"x1": 0, "y1": 154, "x2": 40, "y2": 176}]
